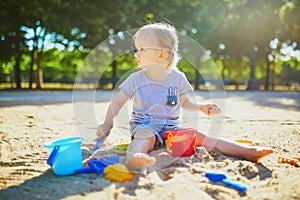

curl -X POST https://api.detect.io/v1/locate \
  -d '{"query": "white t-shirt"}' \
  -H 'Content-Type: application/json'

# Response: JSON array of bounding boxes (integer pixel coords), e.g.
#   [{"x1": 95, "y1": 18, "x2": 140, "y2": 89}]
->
[{"x1": 120, "y1": 69, "x2": 193, "y2": 122}]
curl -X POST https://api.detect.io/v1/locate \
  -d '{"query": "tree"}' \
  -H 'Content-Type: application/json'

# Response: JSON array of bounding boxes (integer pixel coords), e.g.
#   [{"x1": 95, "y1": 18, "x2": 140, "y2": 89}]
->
[
  {"x1": 1, "y1": 0, "x2": 299, "y2": 90},
  {"x1": 0, "y1": 0, "x2": 28, "y2": 88},
  {"x1": 0, "y1": 0, "x2": 70, "y2": 89}
]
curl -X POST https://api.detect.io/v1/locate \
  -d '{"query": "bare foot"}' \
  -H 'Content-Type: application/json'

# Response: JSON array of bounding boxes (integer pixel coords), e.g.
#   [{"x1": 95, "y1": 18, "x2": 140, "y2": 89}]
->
[
  {"x1": 242, "y1": 146, "x2": 274, "y2": 162},
  {"x1": 125, "y1": 153, "x2": 156, "y2": 171}
]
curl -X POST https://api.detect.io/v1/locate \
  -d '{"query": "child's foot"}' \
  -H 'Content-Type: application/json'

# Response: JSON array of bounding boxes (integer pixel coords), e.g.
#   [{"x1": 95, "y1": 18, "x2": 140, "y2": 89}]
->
[
  {"x1": 125, "y1": 153, "x2": 156, "y2": 171},
  {"x1": 242, "y1": 146, "x2": 274, "y2": 162}
]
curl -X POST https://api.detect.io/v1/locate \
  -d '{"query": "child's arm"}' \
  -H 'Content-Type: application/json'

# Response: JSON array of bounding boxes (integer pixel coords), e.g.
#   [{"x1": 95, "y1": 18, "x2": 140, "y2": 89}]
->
[
  {"x1": 95, "y1": 90, "x2": 128, "y2": 141},
  {"x1": 180, "y1": 94, "x2": 221, "y2": 116}
]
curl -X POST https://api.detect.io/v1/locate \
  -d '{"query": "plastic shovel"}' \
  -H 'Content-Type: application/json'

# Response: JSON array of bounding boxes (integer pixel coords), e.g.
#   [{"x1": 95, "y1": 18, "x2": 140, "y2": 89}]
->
[
  {"x1": 92, "y1": 137, "x2": 103, "y2": 151},
  {"x1": 75, "y1": 156, "x2": 120, "y2": 174},
  {"x1": 205, "y1": 172, "x2": 247, "y2": 192}
]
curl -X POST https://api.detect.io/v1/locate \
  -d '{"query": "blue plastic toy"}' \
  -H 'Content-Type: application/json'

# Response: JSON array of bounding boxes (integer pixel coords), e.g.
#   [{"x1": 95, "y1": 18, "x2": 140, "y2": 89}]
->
[
  {"x1": 92, "y1": 137, "x2": 104, "y2": 151},
  {"x1": 44, "y1": 137, "x2": 83, "y2": 176},
  {"x1": 75, "y1": 155, "x2": 120, "y2": 174},
  {"x1": 205, "y1": 172, "x2": 247, "y2": 192}
]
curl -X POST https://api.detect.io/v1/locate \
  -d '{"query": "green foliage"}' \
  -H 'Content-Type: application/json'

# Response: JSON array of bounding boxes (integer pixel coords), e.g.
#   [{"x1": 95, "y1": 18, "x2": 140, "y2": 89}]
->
[
  {"x1": 0, "y1": 59, "x2": 14, "y2": 82},
  {"x1": 42, "y1": 49, "x2": 84, "y2": 82},
  {"x1": 0, "y1": 0, "x2": 299, "y2": 90},
  {"x1": 178, "y1": 59, "x2": 195, "y2": 82}
]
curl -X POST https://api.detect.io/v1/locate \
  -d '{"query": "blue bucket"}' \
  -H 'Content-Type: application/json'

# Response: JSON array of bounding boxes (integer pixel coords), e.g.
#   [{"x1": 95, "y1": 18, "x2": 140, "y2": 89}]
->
[{"x1": 44, "y1": 137, "x2": 83, "y2": 175}]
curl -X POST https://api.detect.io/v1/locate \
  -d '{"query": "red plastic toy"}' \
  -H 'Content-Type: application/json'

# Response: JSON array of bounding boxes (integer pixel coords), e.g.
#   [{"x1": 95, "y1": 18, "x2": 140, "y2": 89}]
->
[{"x1": 164, "y1": 128, "x2": 196, "y2": 157}]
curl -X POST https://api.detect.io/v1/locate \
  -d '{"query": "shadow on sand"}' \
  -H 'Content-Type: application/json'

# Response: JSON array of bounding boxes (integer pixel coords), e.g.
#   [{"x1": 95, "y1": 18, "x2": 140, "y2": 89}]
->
[
  {"x1": 0, "y1": 169, "x2": 114, "y2": 199},
  {"x1": 0, "y1": 90, "x2": 113, "y2": 107}
]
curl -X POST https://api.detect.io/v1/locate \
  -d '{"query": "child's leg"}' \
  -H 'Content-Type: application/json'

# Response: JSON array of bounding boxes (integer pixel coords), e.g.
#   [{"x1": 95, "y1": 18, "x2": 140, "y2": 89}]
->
[
  {"x1": 195, "y1": 131, "x2": 273, "y2": 162},
  {"x1": 125, "y1": 128, "x2": 156, "y2": 171}
]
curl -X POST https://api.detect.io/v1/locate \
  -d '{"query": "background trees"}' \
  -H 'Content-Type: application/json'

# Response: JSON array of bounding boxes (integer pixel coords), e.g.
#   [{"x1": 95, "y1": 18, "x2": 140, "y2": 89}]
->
[{"x1": 0, "y1": 0, "x2": 299, "y2": 90}]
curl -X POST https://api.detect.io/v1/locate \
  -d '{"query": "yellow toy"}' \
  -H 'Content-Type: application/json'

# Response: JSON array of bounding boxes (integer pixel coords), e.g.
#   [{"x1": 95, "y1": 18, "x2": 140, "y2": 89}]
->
[
  {"x1": 277, "y1": 156, "x2": 300, "y2": 167},
  {"x1": 235, "y1": 139, "x2": 256, "y2": 146},
  {"x1": 104, "y1": 163, "x2": 133, "y2": 182}
]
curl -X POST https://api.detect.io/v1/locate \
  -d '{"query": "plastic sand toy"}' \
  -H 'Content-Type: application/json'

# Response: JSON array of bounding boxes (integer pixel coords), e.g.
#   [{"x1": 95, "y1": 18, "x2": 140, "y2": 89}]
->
[
  {"x1": 44, "y1": 137, "x2": 83, "y2": 175},
  {"x1": 277, "y1": 156, "x2": 300, "y2": 167},
  {"x1": 292, "y1": 156, "x2": 300, "y2": 161},
  {"x1": 205, "y1": 172, "x2": 247, "y2": 192},
  {"x1": 164, "y1": 128, "x2": 196, "y2": 157},
  {"x1": 165, "y1": 132, "x2": 174, "y2": 151},
  {"x1": 112, "y1": 144, "x2": 129, "y2": 155},
  {"x1": 235, "y1": 139, "x2": 256, "y2": 146},
  {"x1": 92, "y1": 137, "x2": 104, "y2": 151},
  {"x1": 104, "y1": 163, "x2": 133, "y2": 183},
  {"x1": 75, "y1": 155, "x2": 120, "y2": 174},
  {"x1": 75, "y1": 156, "x2": 133, "y2": 183}
]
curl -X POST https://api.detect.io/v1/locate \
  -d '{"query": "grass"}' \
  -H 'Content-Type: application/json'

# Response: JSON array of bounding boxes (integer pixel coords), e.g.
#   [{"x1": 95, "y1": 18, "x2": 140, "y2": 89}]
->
[
  {"x1": 0, "y1": 83, "x2": 113, "y2": 90},
  {"x1": 0, "y1": 83, "x2": 299, "y2": 91}
]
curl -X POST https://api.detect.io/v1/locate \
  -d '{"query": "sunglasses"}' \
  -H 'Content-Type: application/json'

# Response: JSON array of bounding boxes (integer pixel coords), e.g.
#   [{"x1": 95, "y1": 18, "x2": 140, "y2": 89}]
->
[{"x1": 132, "y1": 47, "x2": 171, "y2": 54}]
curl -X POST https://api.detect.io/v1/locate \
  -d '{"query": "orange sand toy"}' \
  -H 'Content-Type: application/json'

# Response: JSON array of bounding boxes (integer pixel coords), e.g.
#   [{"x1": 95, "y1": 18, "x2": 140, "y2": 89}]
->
[
  {"x1": 165, "y1": 132, "x2": 174, "y2": 151},
  {"x1": 104, "y1": 163, "x2": 133, "y2": 182},
  {"x1": 235, "y1": 139, "x2": 256, "y2": 146},
  {"x1": 277, "y1": 156, "x2": 300, "y2": 167},
  {"x1": 291, "y1": 156, "x2": 300, "y2": 161}
]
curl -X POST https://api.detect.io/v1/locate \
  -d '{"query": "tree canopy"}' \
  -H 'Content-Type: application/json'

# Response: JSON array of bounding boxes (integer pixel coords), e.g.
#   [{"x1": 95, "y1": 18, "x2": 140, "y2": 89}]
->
[{"x1": 0, "y1": 0, "x2": 299, "y2": 90}]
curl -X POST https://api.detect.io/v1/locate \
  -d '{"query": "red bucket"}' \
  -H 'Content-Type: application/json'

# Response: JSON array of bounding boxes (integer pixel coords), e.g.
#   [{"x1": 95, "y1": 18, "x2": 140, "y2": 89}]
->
[{"x1": 164, "y1": 128, "x2": 196, "y2": 157}]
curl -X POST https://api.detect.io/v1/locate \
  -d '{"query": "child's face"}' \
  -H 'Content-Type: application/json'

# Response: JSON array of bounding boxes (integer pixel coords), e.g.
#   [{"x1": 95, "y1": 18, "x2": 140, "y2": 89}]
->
[
  {"x1": 134, "y1": 38, "x2": 159, "y2": 67},
  {"x1": 134, "y1": 35, "x2": 170, "y2": 68},
  {"x1": 134, "y1": 48, "x2": 158, "y2": 67}
]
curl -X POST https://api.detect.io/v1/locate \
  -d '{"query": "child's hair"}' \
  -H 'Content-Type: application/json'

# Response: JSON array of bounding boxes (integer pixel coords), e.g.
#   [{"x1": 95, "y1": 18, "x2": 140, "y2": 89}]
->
[{"x1": 133, "y1": 22, "x2": 180, "y2": 71}]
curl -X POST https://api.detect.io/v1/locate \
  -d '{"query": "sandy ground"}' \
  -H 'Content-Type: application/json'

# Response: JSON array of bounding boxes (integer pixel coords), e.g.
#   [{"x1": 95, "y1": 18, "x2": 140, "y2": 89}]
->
[{"x1": 0, "y1": 90, "x2": 299, "y2": 200}]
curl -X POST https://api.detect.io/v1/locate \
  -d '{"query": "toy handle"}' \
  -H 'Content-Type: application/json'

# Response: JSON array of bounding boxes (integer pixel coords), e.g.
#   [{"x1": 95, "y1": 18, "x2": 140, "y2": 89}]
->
[
  {"x1": 222, "y1": 179, "x2": 247, "y2": 191},
  {"x1": 75, "y1": 168, "x2": 95, "y2": 173},
  {"x1": 92, "y1": 137, "x2": 104, "y2": 151},
  {"x1": 47, "y1": 145, "x2": 60, "y2": 166}
]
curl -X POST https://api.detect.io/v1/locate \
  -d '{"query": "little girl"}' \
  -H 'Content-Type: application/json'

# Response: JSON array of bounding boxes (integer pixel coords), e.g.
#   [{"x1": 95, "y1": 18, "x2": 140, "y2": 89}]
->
[{"x1": 95, "y1": 22, "x2": 273, "y2": 171}]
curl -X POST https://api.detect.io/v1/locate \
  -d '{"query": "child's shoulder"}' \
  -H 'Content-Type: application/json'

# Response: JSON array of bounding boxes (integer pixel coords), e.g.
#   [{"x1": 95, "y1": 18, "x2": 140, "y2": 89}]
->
[
  {"x1": 128, "y1": 70, "x2": 144, "y2": 78},
  {"x1": 170, "y1": 68, "x2": 187, "y2": 78},
  {"x1": 124, "y1": 70, "x2": 145, "y2": 83}
]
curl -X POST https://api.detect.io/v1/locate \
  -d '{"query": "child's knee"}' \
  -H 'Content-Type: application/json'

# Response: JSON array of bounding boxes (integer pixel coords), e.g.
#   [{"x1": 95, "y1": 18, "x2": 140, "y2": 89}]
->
[
  {"x1": 133, "y1": 129, "x2": 156, "y2": 141},
  {"x1": 131, "y1": 129, "x2": 156, "y2": 152},
  {"x1": 195, "y1": 131, "x2": 206, "y2": 146}
]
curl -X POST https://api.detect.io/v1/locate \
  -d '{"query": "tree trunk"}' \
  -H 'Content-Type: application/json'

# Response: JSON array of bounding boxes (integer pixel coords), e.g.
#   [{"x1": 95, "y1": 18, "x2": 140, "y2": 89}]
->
[
  {"x1": 29, "y1": 28, "x2": 38, "y2": 89},
  {"x1": 194, "y1": 56, "x2": 201, "y2": 90},
  {"x1": 14, "y1": 41, "x2": 23, "y2": 89},
  {"x1": 111, "y1": 50, "x2": 117, "y2": 88},
  {"x1": 247, "y1": 0, "x2": 259, "y2": 90},
  {"x1": 264, "y1": 53, "x2": 270, "y2": 90},
  {"x1": 271, "y1": 63, "x2": 275, "y2": 90},
  {"x1": 14, "y1": 55, "x2": 22, "y2": 89},
  {"x1": 35, "y1": 30, "x2": 46, "y2": 90},
  {"x1": 247, "y1": 49, "x2": 259, "y2": 90},
  {"x1": 36, "y1": 51, "x2": 43, "y2": 89},
  {"x1": 29, "y1": 49, "x2": 35, "y2": 89},
  {"x1": 247, "y1": 61, "x2": 259, "y2": 90},
  {"x1": 93, "y1": 48, "x2": 100, "y2": 89},
  {"x1": 221, "y1": 59, "x2": 226, "y2": 80},
  {"x1": 236, "y1": 67, "x2": 240, "y2": 90}
]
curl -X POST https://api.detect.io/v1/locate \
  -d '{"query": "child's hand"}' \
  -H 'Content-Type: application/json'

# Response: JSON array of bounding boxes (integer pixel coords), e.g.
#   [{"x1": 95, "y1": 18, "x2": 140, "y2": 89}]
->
[
  {"x1": 95, "y1": 123, "x2": 112, "y2": 141},
  {"x1": 199, "y1": 104, "x2": 221, "y2": 116}
]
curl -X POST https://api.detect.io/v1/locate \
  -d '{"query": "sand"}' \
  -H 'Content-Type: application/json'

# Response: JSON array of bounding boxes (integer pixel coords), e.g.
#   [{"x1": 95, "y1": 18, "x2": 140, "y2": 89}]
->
[{"x1": 0, "y1": 90, "x2": 299, "y2": 200}]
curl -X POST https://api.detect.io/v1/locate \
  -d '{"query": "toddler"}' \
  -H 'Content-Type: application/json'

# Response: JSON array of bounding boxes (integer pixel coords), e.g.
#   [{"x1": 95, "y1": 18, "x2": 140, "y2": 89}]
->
[{"x1": 95, "y1": 23, "x2": 273, "y2": 171}]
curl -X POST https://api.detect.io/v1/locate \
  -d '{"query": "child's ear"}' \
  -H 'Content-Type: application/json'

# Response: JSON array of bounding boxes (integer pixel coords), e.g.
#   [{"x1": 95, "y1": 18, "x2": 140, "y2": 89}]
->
[{"x1": 158, "y1": 50, "x2": 169, "y2": 60}]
